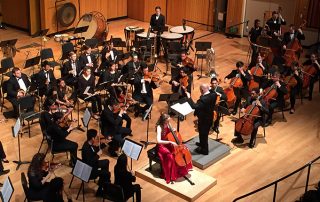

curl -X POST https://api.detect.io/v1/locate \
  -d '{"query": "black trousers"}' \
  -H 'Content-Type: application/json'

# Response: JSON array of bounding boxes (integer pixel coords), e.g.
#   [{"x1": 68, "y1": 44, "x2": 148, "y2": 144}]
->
[
  {"x1": 79, "y1": 94, "x2": 102, "y2": 113},
  {"x1": 125, "y1": 184, "x2": 141, "y2": 202},
  {"x1": 136, "y1": 94, "x2": 153, "y2": 114},
  {"x1": 93, "y1": 160, "x2": 111, "y2": 188},
  {"x1": 235, "y1": 120, "x2": 262, "y2": 146},
  {"x1": 0, "y1": 141, "x2": 6, "y2": 171},
  {"x1": 198, "y1": 118, "x2": 212, "y2": 153},
  {"x1": 233, "y1": 87, "x2": 249, "y2": 112},
  {"x1": 52, "y1": 140, "x2": 78, "y2": 164}
]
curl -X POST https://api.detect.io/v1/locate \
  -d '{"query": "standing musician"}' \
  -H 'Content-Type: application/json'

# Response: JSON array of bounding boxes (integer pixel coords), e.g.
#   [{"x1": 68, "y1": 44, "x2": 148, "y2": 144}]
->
[
  {"x1": 266, "y1": 10, "x2": 286, "y2": 37},
  {"x1": 248, "y1": 19, "x2": 263, "y2": 65},
  {"x1": 100, "y1": 99, "x2": 132, "y2": 157},
  {"x1": 302, "y1": 53, "x2": 320, "y2": 101},
  {"x1": 232, "y1": 88, "x2": 269, "y2": 148},
  {"x1": 79, "y1": 45, "x2": 98, "y2": 73},
  {"x1": 156, "y1": 113, "x2": 192, "y2": 184},
  {"x1": 265, "y1": 71, "x2": 288, "y2": 125},
  {"x1": 78, "y1": 67, "x2": 102, "y2": 119},
  {"x1": 187, "y1": 84, "x2": 216, "y2": 155},
  {"x1": 6, "y1": 67, "x2": 35, "y2": 117},
  {"x1": 170, "y1": 67, "x2": 190, "y2": 98},
  {"x1": 285, "y1": 61, "x2": 302, "y2": 114},
  {"x1": 100, "y1": 41, "x2": 120, "y2": 70},
  {"x1": 47, "y1": 112, "x2": 78, "y2": 167},
  {"x1": 81, "y1": 129, "x2": 111, "y2": 197},
  {"x1": 282, "y1": 24, "x2": 305, "y2": 60},
  {"x1": 37, "y1": 61, "x2": 57, "y2": 97},
  {"x1": 61, "y1": 51, "x2": 81, "y2": 87},
  {"x1": 150, "y1": 6, "x2": 165, "y2": 55},
  {"x1": 132, "y1": 64, "x2": 157, "y2": 118},
  {"x1": 224, "y1": 61, "x2": 251, "y2": 115},
  {"x1": 210, "y1": 77, "x2": 227, "y2": 134}
]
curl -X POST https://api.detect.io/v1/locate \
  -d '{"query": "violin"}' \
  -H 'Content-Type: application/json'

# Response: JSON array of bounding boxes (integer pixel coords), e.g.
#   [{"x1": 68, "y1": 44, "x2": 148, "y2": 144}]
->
[
  {"x1": 182, "y1": 57, "x2": 197, "y2": 71},
  {"x1": 144, "y1": 71, "x2": 164, "y2": 87},
  {"x1": 113, "y1": 102, "x2": 129, "y2": 113},
  {"x1": 166, "y1": 123, "x2": 192, "y2": 167}
]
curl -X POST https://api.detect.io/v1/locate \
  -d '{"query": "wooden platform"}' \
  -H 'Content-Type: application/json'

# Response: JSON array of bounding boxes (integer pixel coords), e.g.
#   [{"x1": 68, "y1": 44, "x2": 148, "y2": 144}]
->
[{"x1": 136, "y1": 163, "x2": 217, "y2": 202}]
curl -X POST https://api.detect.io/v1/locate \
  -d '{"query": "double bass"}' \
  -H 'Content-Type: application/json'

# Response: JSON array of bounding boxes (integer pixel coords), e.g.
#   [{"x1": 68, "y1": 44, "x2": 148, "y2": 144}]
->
[{"x1": 224, "y1": 74, "x2": 243, "y2": 108}]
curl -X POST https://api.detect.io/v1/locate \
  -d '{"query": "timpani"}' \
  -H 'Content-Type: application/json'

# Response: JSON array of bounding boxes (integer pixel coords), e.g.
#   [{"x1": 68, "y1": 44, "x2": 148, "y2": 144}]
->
[
  {"x1": 124, "y1": 26, "x2": 144, "y2": 49},
  {"x1": 170, "y1": 26, "x2": 195, "y2": 44}
]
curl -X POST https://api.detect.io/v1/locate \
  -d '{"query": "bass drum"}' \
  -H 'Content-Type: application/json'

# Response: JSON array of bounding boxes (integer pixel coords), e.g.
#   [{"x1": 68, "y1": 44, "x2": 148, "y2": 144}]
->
[{"x1": 76, "y1": 11, "x2": 108, "y2": 41}]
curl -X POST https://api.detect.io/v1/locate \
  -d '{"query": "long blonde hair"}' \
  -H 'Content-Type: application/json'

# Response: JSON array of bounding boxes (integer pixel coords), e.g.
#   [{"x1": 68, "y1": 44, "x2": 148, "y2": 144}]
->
[{"x1": 155, "y1": 113, "x2": 170, "y2": 131}]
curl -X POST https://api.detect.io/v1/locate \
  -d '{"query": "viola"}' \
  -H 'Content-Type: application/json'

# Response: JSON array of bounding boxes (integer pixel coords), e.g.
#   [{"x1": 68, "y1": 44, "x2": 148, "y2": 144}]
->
[
  {"x1": 42, "y1": 161, "x2": 61, "y2": 171},
  {"x1": 182, "y1": 57, "x2": 197, "y2": 71},
  {"x1": 144, "y1": 72, "x2": 164, "y2": 87},
  {"x1": 166, "y1": 123, "x2": 192, "y2": 167},
  {"x1": 113, "y1": 102, "x2": 129, "y2": 113}
]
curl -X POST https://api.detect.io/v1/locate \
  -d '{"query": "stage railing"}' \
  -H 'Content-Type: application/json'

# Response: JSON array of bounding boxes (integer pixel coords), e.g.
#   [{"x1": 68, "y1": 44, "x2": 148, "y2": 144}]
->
[{"x1": 233, "y1": 155, "x2": 320, "y2": 202}]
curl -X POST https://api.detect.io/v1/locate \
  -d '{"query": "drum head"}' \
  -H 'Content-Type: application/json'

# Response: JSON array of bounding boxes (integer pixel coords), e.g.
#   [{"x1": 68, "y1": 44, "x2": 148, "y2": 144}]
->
[
  {"x1": 77, "y1": 12, "x2": 106, "y2": 40},
  {"x1": 57, "y1": 3, "x2": 77, "y2": 27}
]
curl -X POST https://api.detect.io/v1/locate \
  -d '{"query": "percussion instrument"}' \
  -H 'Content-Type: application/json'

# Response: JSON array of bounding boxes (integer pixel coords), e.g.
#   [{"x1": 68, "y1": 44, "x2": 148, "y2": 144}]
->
[
  {"x1": 136, "y1": 32, "x2": 156, "y2": 40},
  {"x1": 170, "y1": 26, "x2": 195, "y2": 48},
  {"x1": 124, "y1": 26, "x2": 144, "y2": 48},
  {"x1": 76, "y1": 11, "x2": 108, "y2": 41}
]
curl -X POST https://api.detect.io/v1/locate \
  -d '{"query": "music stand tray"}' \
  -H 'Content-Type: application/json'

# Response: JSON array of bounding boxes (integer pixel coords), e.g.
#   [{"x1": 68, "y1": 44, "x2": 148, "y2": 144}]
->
[
  {"x1": 0, "y1": 39, "x2": 18, "y2": 48},
  {"x1": 74, "y1": 26, "x2": 89, "y2": 35},
  {"x1": 32, "y1": 29, "x2": 49, "y2": 38},
  {"x1": 24, "y1": 56, "x2": 41, "y2": 69}
]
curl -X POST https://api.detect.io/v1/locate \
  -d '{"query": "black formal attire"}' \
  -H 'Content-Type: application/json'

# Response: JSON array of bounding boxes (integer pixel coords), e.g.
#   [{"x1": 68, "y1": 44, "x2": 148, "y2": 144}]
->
[
  {"x1": 225, "y1": 69, "x2": 251, "y2": 113},
  {"x1": 0, "y1": 142, "x2": 7, "y2": 172},
  {"x1": 171, "y1": 57, "x2": 196, "y2": 93},
  {"x1": 266, "y1": 81, "x2": 288, "y2": 123},
  {"x1": 282, "y1": 31, "x2": 305, "y2": 46},
  {"x1": 150, "y1": 13, "x2": 165, "y2": 55},
  {"x1": 234, "y1": 97, "x2": 269, "y2": 147},
  {"x1": 6, "y1": 74, "x2": 35, "y2": 116},
  {"x1": 249, "y1": 26, "x2": 263, "y2": 65},
  {"x1": 189, "y1": 92, "x2": 216, "y2": 154},
  {"x1": 98, "y1": 70, "x2": 122, "y2": 99},
  {"x1": 39, "y1": 110, "x2": 53, "y2": 136},
  {"x1": 302, "y1": 59, "x2": 320, "y2": 100},
  {"x1": 78, "y1": 74, "x2": 102, "y2": 113},
  {"x1": 47, "y1": 123, "x2": 78, "y2": 165},
  {"x1": 27, "y1": 170, "x2": 50, "y2": 200},
  {"x1": 248, "y1": 61, "x2": 270, "y2": 89},
  {"x1": 210, "y1": 86, "x2": 227, "y2": 131},
  {"x1": 284, "y1": 70, "x2": 302, "y2": 110},
  {"x1": 36, "y1": 69, "x2": 57, "y2": 97},
  {"x1": 114, "y1": 167, "x2": 141, "y2": 202},
  {"x1": 81, "y1": 141, "x2": 111, "y2": 194},
  {"x1": 169, "y1": 74, "x2": 190, "y2": 97},
  {"x1": 61, "y1": 59, "x2": 81, "y2": 87},
  {"x1": 100, "y1": 47, "x2": 120, "y2": 70},
  {"x1": 79, "y1": 53, "x2": 98, "y2": 74},
  {"x1": 121, "y1": 60, "x2": 142, "y2": 79},
  {"x1": 266, "y1": 17, "x2": 286, "y2": 37},
  {"x1": 132, "y1": 72, "x2": 157, "y2": 115}
]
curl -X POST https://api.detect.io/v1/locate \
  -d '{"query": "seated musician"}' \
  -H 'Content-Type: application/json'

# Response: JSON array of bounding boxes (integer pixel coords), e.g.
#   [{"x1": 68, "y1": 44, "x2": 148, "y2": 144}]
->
[
  {"x1": 150, "y1": 6, "x2": 165, "y2": 55},
  {"x1": 61, "y1": 51, "x2": 81, "y2": 87},
  {"x1": 172, "y1": 52, "x2": 196, "y2": 93},
  {"x1": 266, "y1": 10, "x2": 286, "y2": 37},
  {"x1": 40, "y1": 98, "x2": 57, "y2": 134},
  {"x1": 78, "y1": 67, "x2": 102, "y2": 119},
  {"x1": 248, "y1": 55, "x2": 269, "y2": 89},
  {"x1": 0, "y1": 141, "x2": 9, "y2": 176},
  {"x1": 37, "y1": 61, "x2": 57, "y2": 97},
  {"x1": 224, "y1": 61, "x2": 251, "y2": 115},
  {"x1": 100, "y1": 41, "x2": 120, "y2": 70},
  {"x1": 54, "y1": 79, "x2": 75, "y2": 110},
  {"x1": 47, "y1": 112, "x2": 78, "y2": 167},
  {"x1": 132, "y1": 64, "x2": 157, "y2": 118},
  {"x1": 286, "y1": 61, "x2": 302, "y2": 114},
  {"x1": 210, "y1": 77, "x2": 227, "y2": 134},
  {"x1": 170, "y1": 67, "x2": 190, "y2": 98},
  {"x1": 6, "y1": 67, "x2": 35, "y2": 117},
  {"x1": 79, "y1": 45, "x2": 98, "y2": 74},
  {"x1": 100, "y1": 99, "x2": 132, "y2": 157},
  {"x1": 248, "y1": 19, "x2": 263, "y2": 65},
  {"x1": 81, "y1": 129, "x2": 111, "y2": 197},
  {"x1": 98, "y1": 62, "x2": 122, "y2": 99},
  {"x1": 232, "y1": 88, "x2": 269, "y2": 148},
  {"x1": 302, "y1": 53, "x2": 320, "y2": 101},
  {"x1": 265, "y1": 71, "x2": 288, "y2": 125},
  {"x1": 156, "y1": 113, "x2": 192, "y2": 184},
  {"x1": 122, "y1": 53, "x2": 142, "y2": 78}
]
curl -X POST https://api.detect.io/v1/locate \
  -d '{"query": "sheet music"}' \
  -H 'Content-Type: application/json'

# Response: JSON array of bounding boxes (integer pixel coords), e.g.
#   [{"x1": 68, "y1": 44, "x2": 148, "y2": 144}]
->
[
  {"x1": 12, "y1": 118, "x2": 21, "y2": 137},
  {"x1": 1, "y1": 177, "x2": 13, "y2": 202},
  {"x1": 82, "y1": 108, "x2": 91, "y2": 128},
  {"x1": 83, "y1": 86, "x2": 90, "y2": 95},
  {"x1": 170, "y1": 102, "x2": 194, "y2": 116},
  {"x1": 122, "y1": 139, "x2": 143, "y2": 161},
  {"x1": 73, "y1": 160, "x2": 92, "y2": 182}
]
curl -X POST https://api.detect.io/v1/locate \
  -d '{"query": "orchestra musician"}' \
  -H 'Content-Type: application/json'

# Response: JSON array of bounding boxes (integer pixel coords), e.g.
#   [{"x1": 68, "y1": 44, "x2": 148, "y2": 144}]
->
[
  {"x1": 286, "y1": 61, "x2": 302, "y2": 114},
  {"x1": 265, "y1": 71, "x2": 288, "y2": 125},
  {"x1": 224, "y1": 61, "x2": 251, "y2": 115},
  {"x1": 0, "y1": 141, "x2": 9, "y2": 176},
  {"x1": 61, "y1": 51, "x2": 81, "y2": 87},
  {"x1": 37, "y1": 61, "x2": 57, "y2": 97},
  {"x1": 46, "y1": 112, "x2": 78, "y2": 167},
  {"x1": 6, "y1": 67, "x2": 35, "y2": 117},
  {"x1": 266, "y1": 10, "x2": 286, "y2": 37},
  {"x1": 282, "y1": 24, "x2": 305, "y2": 60},
  {"x1": 155, "y1": 113, "x2": 192, "y2": 183},
  {"x1": 122, "y1": 53, "x2": 142, "y2": 79},
  {"x1": 210, "y1": 77, "x2": 227, "y2": 134},
  {"x1": 302, "y1": 53, "x2": 320, "y2": 101},
  {"x1": 150, "y1": 6, "x2": 165, "y2": 55},
  {"x1": 98, "y1": 62, "x2": 122, "y2": 100},
  {"x1": 248, "y1": 55, "x2": 270, "y2": 89},
  {"x1": 132, "y1": 64, "x2": 157, "y2": 118},
  {"x1": 100, "y1": 41, "x2": 120, "y2": 70},
  {"x1": 248, "y1": 19, "x2": 263, "y2": 65},
  {"x1": 40, "y1": 98, "x2": 57, "y2": 136},
  {"x1": 79, "y1": 45, "x2": 98, "y2": 74},
  {"x1": 78, "y1": 67, "x2": 102, "y2": 119},
  {"x1": 100, "y1": 99, "x2": 132, "y2": 157},
  {"x1": 54, "y1": 79, "x2": 75, "y2": 110},
  {"x1": 187, "y1": 84, "x2": 216, "y2": 155},
  {"x1": 232, "y1": 88, "x2": 269, "y2": 148},
  {"x1": 170, "y1": 67, "x2": 190, "y2": 98},
  {"x1": 81, "y1": 129, "x2": 111, "y2": 197}
]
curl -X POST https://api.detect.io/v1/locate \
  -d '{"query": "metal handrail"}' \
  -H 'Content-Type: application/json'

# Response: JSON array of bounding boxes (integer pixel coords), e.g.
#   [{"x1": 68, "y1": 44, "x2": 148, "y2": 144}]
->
[{"x1": 233, "y1": 155, "x2": 320, "y2": 202}]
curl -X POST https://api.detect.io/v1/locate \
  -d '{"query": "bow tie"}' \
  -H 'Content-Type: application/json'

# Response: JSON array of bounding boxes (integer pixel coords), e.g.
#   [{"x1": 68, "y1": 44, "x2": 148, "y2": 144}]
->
[{"x1": 17, "y1": 77, "x2": 21, "y2": 80}]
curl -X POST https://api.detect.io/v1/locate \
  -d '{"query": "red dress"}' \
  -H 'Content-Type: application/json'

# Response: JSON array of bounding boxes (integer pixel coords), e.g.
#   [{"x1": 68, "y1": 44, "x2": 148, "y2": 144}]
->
[{"x1": 157, "y1": 125, "x2": 192, "y2": 184}]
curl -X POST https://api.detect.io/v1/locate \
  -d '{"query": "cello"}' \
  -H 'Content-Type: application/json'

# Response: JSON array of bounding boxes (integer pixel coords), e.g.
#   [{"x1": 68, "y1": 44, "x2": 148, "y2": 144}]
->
[
  {"x1": 302, "y1": 64, "x2": 317, "y2": 88},
  {"x1": 262, "y1": 83, "x2": 278, "y2": 105},
  {"x1": 235, "y1": 96, "x2": 261, "y2": 136},
  {"x1": 248, "y1": 63, "x2": 264, "y2": 91},
  {"x1": 224, "y1": 74, "x2": 243, "y2": 108}
]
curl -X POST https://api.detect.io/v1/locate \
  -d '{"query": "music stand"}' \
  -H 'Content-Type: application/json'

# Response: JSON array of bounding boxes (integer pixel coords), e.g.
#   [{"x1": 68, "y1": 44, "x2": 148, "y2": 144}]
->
[
  {"x1": 0, "y1": 39, "x2": 18, "y2": 49},
  {"x1": 31, "y1": 29, "x2": 49, "y2": 38},
  {"x1": 24, "y1": 56, "x2": 41, "y2": 76},
  {"x1": 121, "y1": 138, "x2": 143, "y2": 170},
  {"x1": 159, "y1": 93, "x2": 180, "y2": 114},
  {"x1": 0, "y1": 177, "x2": 14, "y2": 202},
  {"x1": 81, "y1": 108, "x2": 91, "y2": 132},
  {"x1": 140, "y1": 104, "x2": 156, "y2": 149},
  {"x1": 12, "y1": 118, "x2": 30, "y2": 170},
  {"x1": 195, "y1": 42, "x2": 212, "y2": 79},
  {"x1": 170, "y1": 100, "x2": 194, "y2": 131}
]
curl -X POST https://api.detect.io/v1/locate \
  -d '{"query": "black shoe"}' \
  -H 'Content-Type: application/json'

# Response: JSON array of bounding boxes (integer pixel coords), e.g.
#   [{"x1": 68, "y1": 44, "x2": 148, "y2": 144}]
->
[
  {"x1": 195, "y1": 142, "x2": 201, "y2": 147},
  {"x1": 69, "y1": 161, "x2": 75, "y2": 168},
  {"x1": 232, "y1": 137, "x2": 244, "y2": 144},
  {"x1": 289, "y1": 109, "x2": 295, "y2": 114},
  {"x1": 0, "y1": 169, "x2": 10, "y2": 176},
  {"x1": 95, "y1": 187, "x2": 103, "y2": 197},
  {"x1": 194, "y1": 147, "x2": 208, "y2": 155},
  {"x1": 2, "y1": 159, "x2": 9, "y2": 163},
  {"x1": 213, "y1": 127, "x2": 220, "y2": 134}
]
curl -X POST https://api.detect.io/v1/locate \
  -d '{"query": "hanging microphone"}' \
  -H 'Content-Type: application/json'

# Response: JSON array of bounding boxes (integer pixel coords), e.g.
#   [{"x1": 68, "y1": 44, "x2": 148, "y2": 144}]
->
[
  {"x1": 182, "y1": 19, "x2": 186, "y2": 31},
  {"x1": 246, "y1": 20, "x2": 249, "y2": 32}
]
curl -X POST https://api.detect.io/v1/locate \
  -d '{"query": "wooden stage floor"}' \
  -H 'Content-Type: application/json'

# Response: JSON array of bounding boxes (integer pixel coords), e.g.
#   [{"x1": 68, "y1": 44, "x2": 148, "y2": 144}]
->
[{"x1": 0, "y1": 18, "x2": 319, "y2": 201}]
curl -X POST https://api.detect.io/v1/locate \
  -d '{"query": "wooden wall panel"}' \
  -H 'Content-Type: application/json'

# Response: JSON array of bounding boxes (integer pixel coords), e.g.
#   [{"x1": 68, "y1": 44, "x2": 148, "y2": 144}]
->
[
  {"x1": 167, "y1": 0, "x2": 186, "y2": 26},
  {"x1": 226, "y1": 0, "x2": 245, "y2": 36},
  {"x1": 79, "y1": 0, "x2": 101, "y2": 16},
  {"x1": 107, "y1": 0, "x2": 127, "y2": 19},
  {"x1": 144, "y1": 0, "x2": 167, "y2": 22},
  {"x1": 127, "y1": 0, "x2": 145, "y2": 21},
  {"x1": 294, "y1": 0, "x2": 309, "y2": 26},
  {"x1": 2, "y1": 0, "x2": 29, "y2": 29},
  {"x1": 185, "y1": 0, "x2": 210, "y2": 29}
]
